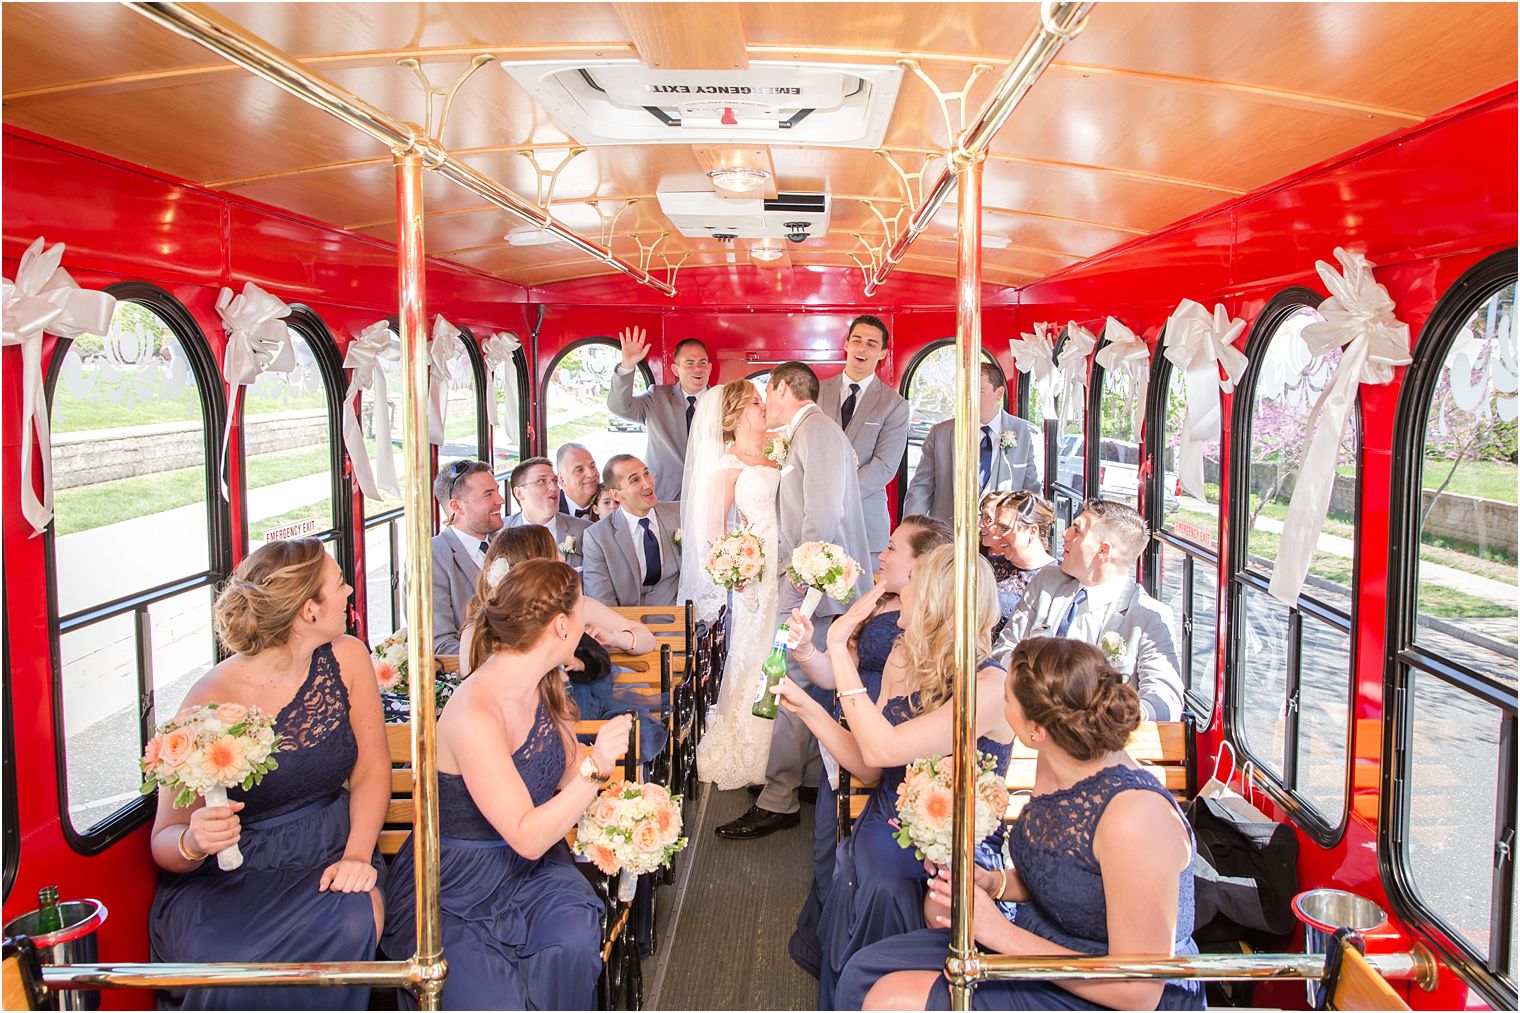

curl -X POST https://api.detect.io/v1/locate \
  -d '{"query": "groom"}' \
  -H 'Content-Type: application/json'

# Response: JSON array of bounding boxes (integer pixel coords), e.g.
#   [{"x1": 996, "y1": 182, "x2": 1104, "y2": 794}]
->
[{"x1": 716, "y1": 361, "x2": 872, "y2": 840}]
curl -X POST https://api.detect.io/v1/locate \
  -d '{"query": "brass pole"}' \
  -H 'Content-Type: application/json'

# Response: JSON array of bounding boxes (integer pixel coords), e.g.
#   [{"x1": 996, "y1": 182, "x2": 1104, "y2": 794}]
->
[
  {"x1": 946, "y1": 150, "x2": 985, "y2": 1012},
  {"x1": 396, "y1": 147, "x2": 446, "y2": 1010}
]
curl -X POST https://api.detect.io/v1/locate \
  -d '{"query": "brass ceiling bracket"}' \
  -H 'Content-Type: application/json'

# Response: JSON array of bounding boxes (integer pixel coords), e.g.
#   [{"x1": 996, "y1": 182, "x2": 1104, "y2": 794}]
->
[
  {"x1": 875, "y1": 148, "x2": 945, "y2": 216},
  {"x1": 851, "y1": 232, "x2": 884, "y2": 274},
  {"x1": 661, "y1": 251, "x2": 692, "y2": 290},
  {"x1": 519, "y1": 147, "x2": 590, "y2": 214},
  {"x1": 625, "y1": 231, "x2": 671, "y2": 274},
  {"x1": 396, "y1": 54, "x2": 495, "y2": 145},
  {"x1": 587, "y1": 198, "x2": 640, "y2": 247},
  {"x1": 860, "y1": 199, "x2": 904, "y2": 246},
  {"x1": 847, "y1": 252, "x2": 875, "y2": 286},
  {"x1": 896, "y1": 58, "x2": 996, "y2": 147}
]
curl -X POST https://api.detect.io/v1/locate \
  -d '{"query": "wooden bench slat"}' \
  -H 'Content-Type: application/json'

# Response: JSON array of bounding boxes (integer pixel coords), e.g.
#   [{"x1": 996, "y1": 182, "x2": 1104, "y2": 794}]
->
[{"x1": 1004, "y1": 758, "x2": 1186, "y2": 792}]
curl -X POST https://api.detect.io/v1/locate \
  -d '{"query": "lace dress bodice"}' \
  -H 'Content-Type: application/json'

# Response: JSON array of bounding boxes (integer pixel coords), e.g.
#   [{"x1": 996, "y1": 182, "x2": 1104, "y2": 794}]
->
[
  {"x1": 724, "y1": 453, "x2": 782, "y2": 542},
  {"x1": 439, "y1": 700, "x2": 566, "y2": 843},
  {"x1": 1009, "y1": 763, "x2": 1197, "y2": 953},
  {"x1": 230, "y1": 643, "x2": 356, "y2": 821}
]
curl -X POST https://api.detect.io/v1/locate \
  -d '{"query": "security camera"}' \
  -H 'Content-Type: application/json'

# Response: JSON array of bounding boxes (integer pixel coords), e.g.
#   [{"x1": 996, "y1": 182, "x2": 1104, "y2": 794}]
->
[{"x1": 783, "y1": 221, "x2": 809, "y2": 244}]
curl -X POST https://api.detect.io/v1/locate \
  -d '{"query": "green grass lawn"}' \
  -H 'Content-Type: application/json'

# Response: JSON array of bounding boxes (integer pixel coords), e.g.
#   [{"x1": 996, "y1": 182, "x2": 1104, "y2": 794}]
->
[
  {"x1": 546, "y1": 410, "x2": 615, "y2": 448},
  {"x1": 1337, "y1": 458, "x2": 1517, "y2": 504},
  {"x1": 52, "y1": 386, "x2": 328, "y2": 434}
]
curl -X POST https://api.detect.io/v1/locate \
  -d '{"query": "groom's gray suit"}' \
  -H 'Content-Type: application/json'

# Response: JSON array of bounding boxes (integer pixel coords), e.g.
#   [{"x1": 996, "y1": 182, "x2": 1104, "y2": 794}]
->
[{"x1": 758, "y1": 404, "x2": 873, "y2": 815}]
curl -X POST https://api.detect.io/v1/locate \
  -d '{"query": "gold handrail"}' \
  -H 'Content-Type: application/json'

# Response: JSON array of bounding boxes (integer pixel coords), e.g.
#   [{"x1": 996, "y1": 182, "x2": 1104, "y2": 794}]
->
[{"x1": 971, "y1": 948, "x2": 1438, "y2": 990}]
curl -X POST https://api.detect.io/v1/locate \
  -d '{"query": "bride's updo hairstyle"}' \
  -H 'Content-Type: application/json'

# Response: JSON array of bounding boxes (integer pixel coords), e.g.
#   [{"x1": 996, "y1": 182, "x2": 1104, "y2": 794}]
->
[
  {"x1": 900, "y1": 543, "x2": 998, "y2": 715},
  {"x1": 470, "y1": 558, "x2": 580, "y2": 732},
  {"x1": 719, "y1": 379, "x2": 754, "y2": 442},
  {"x1": 213, "y1": 538, "x2": 327, "y2": 655},
  {"x1": 1007, "y1": 637, "x2": 1141, "y2": 762}
]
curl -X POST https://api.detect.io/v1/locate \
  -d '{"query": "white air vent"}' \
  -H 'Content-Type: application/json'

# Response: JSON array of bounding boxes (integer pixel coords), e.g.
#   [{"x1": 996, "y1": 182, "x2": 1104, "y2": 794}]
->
[
  {"x1": 503, "y1": 59, "x2": 902, "y2": 147},
  {"x1": 657, "y1": 190, "x2": 832, "y2": 241}
]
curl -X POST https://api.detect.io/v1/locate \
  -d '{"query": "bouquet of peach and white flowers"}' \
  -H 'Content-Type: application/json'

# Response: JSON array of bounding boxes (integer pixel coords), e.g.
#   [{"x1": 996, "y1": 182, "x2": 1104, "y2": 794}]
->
[
  {"x1": 139, "y1": 703, "x2": 282, "y2": 870},
  {"x1": 893, "y1": 751, "x2": 1010, "y2": 865},
  {"x1": 785, "y1": 540, "x2": 865, "y2": 616},
  {"x1": 574, "y1": 780, "x2": 688, "y2": 899},
  {"x1": 704, "y1": 529, "x2": 766, "y2": 592},
  {"x1": 372, "y1": 629, "x2": 460, "y2": 723}
]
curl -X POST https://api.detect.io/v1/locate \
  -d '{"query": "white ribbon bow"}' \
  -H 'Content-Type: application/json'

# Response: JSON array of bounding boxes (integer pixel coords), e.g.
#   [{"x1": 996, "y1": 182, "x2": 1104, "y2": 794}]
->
[
  {"x1": 216, "y1": 281, "x2": 293, "y2": 500},
  {"x1": 1162, "y1": 300, "x2": 1248, "y2": 501},
  {"x1": 341, "y1": 321, "x2": 400, "y2": 500},
  {"x1": 1268, "y1": 248, "x2": 1411, "y2": 606},
  {"x1": 1009, "y1": 322, "x2": 1060, "y2": 417},
  {"x1": 1, "y1": 238, "x2": 117, "y2": 535},
  {"x1": 1095, "y1": 316, "x2": 1151, "y2": 434},
  {"x1": 480, "y1": 331, "x2": 522, "y2": 442},
  {"x1": 428, "y1": 315, "x2": 465, "y2": 447},
  {"x1": 1055, "y1": 322, "x2": 1098, "y2": 435}
]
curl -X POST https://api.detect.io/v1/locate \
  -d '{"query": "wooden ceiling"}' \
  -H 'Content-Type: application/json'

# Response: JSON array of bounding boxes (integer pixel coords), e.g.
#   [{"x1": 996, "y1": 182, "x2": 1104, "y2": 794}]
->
[{"x1": 4, "y1": 3, "x2": 1515, "y2": 291}]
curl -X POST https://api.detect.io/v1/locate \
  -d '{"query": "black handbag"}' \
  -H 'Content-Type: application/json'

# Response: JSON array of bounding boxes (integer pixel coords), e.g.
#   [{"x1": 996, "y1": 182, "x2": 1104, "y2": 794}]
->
[{"x1": 566, "y1": 632, "x2": 612, "y2": 686}]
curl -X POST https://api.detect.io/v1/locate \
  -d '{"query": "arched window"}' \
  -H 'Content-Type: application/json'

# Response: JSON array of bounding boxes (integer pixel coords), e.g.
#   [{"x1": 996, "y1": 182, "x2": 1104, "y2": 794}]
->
[
  {"x1": 1385, "y1": 252, "x2": 1517, "y2": 1003},
  {"x1": 437, "y1": 325, "x2": 488, "y2": 470},
  {"x1": 897, "y1": 340, "x2": 1004, "y2": 509},
  {"x1": 1090, "y1": 353, "x2": 1144, "y2": 509},
  {"x1": 1229, "y1": 290, "x2": 1354, "y2": 840},
  {"x1": 542, "y1": 339, "x2": 653, "y2": 470},
  {"x1": 46, "y1": 288, "x2": 229, "y2": 845},
  {"x1": 1013, "y1": 328, "x2": 1087, "y2": 548}
]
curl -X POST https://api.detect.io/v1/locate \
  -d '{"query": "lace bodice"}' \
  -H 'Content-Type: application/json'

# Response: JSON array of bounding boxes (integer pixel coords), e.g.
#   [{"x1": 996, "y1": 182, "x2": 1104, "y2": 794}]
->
[
  {"x1": 1009, "y1": 763, "x2": 1196, "y2": 953},
  {"x1": 230, "y1": 643, "x2": 356, "y2": 820},
  {"x1": 722, "y1": 454, "x2": 781, "y2": 540},
  {"x1": 439, "y1": 699, "x2": 566, "y2": 843}
]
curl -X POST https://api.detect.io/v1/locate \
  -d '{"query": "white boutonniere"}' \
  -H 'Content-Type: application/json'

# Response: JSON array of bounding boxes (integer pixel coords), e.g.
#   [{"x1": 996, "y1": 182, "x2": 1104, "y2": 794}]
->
[
  {"x1": 672, "y1": 528, "x2": 683, "y2": 549},
  {"x1": 1098, "y1": 631, "x2": 1127, "y2": 664},
  {"x1": 998, "y1": 431, "x2": 1018, "y2": 450},
  {"x1": 559, "y1": 535, "x2": 577, "y2": 556},
  {"x1": 764, "y1": 437, "x2": 790, "y2": 465}
]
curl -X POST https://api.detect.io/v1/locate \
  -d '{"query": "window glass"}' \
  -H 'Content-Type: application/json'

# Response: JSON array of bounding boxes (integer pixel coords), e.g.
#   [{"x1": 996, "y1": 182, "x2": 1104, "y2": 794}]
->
[
  {"x1": 148, "y1": 586, "x2": 217, "y2": 721},
  {"x1": 364, "y1": 522, "x2": 405, "y2": 644},
  {"x1": 58, "y1": 615, "x2": 139, "y2": 834},
  {"x1": 1296, "y1": 620, "x2": 1350, "y2": 821},
  {"x1": 904, "y1": 343, "x2": 1004, "y2": 487},
  {"x1": 50, "y1": 303, "x2": 210, "y2": 613},
  {"x1": 1191, "y1": 559, "x2": 1219, "y2": 712},
  {"x1": 1415, "y1": 281, "x2": 1517, "y2": 687},
  {"x1": 437, "y1": 335, "x2": 483, "y2": 470},
  {"x1": 546, "y1": 342, "x2": 652, "y2": 470},
  {"x1": 489, "y1": 353, "x2": 523, "y2": 479},
  {"x1": 1096, "y1": 365, "x2": 1143, "y2": 506},
  {"x1": 1053, "y1": 332, "x2": 1088, "y2": 497},
  {"x1": 1162, "y1": 364, "x2": 1221, "y2": 550},
  {"x1": 364, "y1": 330, "x2": 411, "y2": 518},
  {"x1": 244, "y1": 328, "x2": 334, "y2": 549},
  {"x1": 1239, "y1": 585, "x2": 1290, "y2": 779}
]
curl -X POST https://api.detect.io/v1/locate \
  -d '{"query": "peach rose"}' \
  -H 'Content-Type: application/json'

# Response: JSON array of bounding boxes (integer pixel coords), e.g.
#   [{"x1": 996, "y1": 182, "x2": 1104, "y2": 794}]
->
[
  {"x1": 201, "y1": 736, "x2": 247, "y2": 782},
  {"x1": 589, "y1": 797, "x2": 620, "y2": 828},
  {"x1": 142, "y1": 734, "x2": 164, "y2": 769},
  {"x1": 214, "y1": 702, "x2": 248, "y2": 725},
  {"x1": 919, "y1": 784, "x2": 954, "y2": 832},
  {"x1": 586, "y1": 842, "x2": 620, "y2": 876},
  {"x1": 374, "y1": 660, "x2": 401, "y2": 690},
  {"x1": 639, "y1": 782, "x2": 670, "y2": 806},
  {"x1": 160, "y1": 728, "x2": 195, "y2": 770},
  {"x1": 631, "y1": 820, "x2": 661, "y2": 853}
]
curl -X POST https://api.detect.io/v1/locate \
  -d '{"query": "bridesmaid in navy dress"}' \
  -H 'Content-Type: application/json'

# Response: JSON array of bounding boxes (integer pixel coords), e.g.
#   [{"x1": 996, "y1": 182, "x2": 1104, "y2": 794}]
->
[
  {"x1": 785, "y1": 515, "x2": 952, "y2": 977},
  {"x1": 148, "y1": 539, "x2": 389, "y2": 1011},
  {"x1": 382, "y1": 559, "x2": 631, "y2": 1011},
  {"x1": 838, "y1": 637, "x2": 1205, "y2": 1012},
  {"x1": 771, "y1": 544, "x2": 1016, "y2": 1010}
]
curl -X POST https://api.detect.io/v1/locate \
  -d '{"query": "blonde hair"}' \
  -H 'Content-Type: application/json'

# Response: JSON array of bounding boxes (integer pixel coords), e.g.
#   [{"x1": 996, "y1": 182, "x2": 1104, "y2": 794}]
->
[
  {"x1": 899, "y1": 544, "x2": 999, "y2": 716},
  {"x1": 213, "y1": 539, "x2": 328, "y2": 655},
  {"x1": 719, "y1": 379, "x2": 753, "y2": 442}
]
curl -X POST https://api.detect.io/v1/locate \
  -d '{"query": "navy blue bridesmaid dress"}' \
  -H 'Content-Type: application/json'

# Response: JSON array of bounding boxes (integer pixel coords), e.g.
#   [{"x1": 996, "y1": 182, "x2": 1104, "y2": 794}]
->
[
  {"x1": 381, "y1": 699, "x2": 603, "y2": 1011},
  {"x1": 789, "y1": 608, "x2": 902, "y2": 977},
  {"x1": 816, "y1": 660, "x2": 1014, "y2": 1010},
  {"x1": 149, "y1": 643, "x2": 383, "y2": 1011},
  {"x1": 835, "y1": 764, "x2": 1207, "y2": 1011}
]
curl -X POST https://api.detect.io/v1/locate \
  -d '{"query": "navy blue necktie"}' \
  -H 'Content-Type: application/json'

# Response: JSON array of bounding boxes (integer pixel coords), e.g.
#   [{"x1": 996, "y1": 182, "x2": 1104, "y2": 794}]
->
[
  {"x1": 841, "y1": 382, "x2": 860, "y2": 431},
  {"x1": 686, "y1": 396, "x2": 696, "y2": 432},
  {"x1": 640, "y1": 517, "x2": 662, "y2": 586},
  {"x1": 478, "y1": 539, "x2": 489, "y2": 555},
  {"x1": 978, "y1": 426, "x2": 994, "y2": 487},
  {"x1": 1055, "y1": 588, "x2": 1088, "y2": 637}
]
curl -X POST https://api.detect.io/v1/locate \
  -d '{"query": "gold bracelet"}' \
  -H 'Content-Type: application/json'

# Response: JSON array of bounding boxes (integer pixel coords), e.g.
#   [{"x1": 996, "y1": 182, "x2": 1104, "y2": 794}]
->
[
  {"x1": 795, "y1": 642, "x2": 817, "y2": 662},
  {"x1": 993, "y1": 866, "x2": 1008, "y2": 900},
  {"x1": 177, "y1": 825, "x2": 208, "y2": 862}
]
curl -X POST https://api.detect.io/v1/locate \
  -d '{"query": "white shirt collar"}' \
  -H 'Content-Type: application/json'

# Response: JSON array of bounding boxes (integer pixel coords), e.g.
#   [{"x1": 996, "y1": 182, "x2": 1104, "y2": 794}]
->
[
  {"x1": 841, "y1": 372, "x2": 875, "y2": 397},
  {"x1": 678, "y1": 386, "x2": 706, "y2": 402},
  {"x1": 621, "y1": 506, "x2": 658, "y2": 537},
  {"x1": 980, "y1": 412, "x2": 1002, "y2": 437},
  {"x1": 1077, "y1": 576, "x2": 1126, "y2": 613},
  {"x1": 785, "y1": 402, "x2": 819, "y2": 438},
  {"x1": 448, "y1": 524, "x2": 489, "y2": 567}
]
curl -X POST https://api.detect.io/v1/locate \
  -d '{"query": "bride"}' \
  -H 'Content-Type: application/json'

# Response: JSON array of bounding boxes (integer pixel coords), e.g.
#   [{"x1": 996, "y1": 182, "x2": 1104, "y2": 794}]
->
[{"x1": 680, "y1": 379, "x2": 781, "y2": 790}]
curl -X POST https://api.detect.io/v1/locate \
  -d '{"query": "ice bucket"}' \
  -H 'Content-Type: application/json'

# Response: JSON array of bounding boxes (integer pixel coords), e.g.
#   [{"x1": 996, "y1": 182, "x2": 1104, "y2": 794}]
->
[
  {"x1": 1291, "y1": 889, "x2": 1386, "y2": 1004},
  {"x1": 4, "y1": 898, "x2": 108, "y2": 1011}
]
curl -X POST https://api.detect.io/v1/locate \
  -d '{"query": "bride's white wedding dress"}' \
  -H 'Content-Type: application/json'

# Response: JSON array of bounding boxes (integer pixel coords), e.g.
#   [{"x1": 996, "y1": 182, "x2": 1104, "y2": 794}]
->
[{"x1": 694, "y1": 453, "x2": 781, "y2": 790}]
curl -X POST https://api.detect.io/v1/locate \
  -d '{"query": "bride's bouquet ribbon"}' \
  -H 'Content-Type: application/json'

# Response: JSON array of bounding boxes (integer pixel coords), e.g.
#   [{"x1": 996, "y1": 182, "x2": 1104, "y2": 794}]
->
[
  {"x1": 427, "y1": 315, "x2": 465, "y2": 447},
  {"x1": 1162, "y1": 299, "x2": 1249, "y2": 501},
  {"x1": 785, "y1": 541, "x2": 865, "y2": 620},
  {"x1": 2, "y1": 237, "x2": 117, "y2": 535},
  {"x1": 341, "y1": 321, "x2": 400, "y2": 500},
  {"x1": 1055, "y1": 321, "x2": 1098, "y2": 436},
  {"x1": 1268, "y1": 248, "x2": 1410, "y2": 606},
  {"x1": 480, "y1": 331, "x2": 522, "y2": 440},
  {"x1": 574, "y1": 780, "x2": 687, "y2": 901},
  {"x1": 216, "y1": 282, "x2": 294, "y2": 501},
  {"x1": 1095, "y1": 316, "x2": 1150, "y2": 435},
  {"x1": 1009, "y1": 322, "x2": 1060, "y2": 418},
  {"x1": 140, "y1": 702, "x2": 283, "y2": 871}
]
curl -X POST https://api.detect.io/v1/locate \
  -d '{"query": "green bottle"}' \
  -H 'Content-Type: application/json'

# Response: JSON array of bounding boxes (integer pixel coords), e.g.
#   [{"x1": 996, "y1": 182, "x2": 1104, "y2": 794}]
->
[
  {"x1": 752, "y1": 625, "x2": 791, "y2": 720},
  {"x1": 36, "y1": 886, "x2": 62, "y2": 934}
]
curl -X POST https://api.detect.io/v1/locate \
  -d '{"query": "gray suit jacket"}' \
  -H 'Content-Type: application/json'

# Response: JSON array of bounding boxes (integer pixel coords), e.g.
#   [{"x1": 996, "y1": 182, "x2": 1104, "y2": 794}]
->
[
  {"x1": 993, "y1": 567, "x2": 1185, "y2": 721},
  {"x1": 430, "y1": 529, "x2": 484, "y2": 656},
  {"x1": 778, "y1": 406, "x2": 873, "y2": 618},
  {"x1": 502, "y1": 511, "x2": 591, "y2": 570},
  {"x1": 608, "y1": 368, "x2": 693, "y2": 503},
  {"x1": 581, "y1": 502, "x2": 684, "y2": 607},
  {"x1": 902, "y1": 411, "x2": 1041, "y2": 522},
  {"x1": 816, "y1": 373, "x2": 910, "y2": 553}
]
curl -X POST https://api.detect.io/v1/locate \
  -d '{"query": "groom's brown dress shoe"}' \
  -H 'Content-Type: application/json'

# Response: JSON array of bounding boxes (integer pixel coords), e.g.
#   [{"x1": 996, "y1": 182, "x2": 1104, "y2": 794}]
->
[{"x1": 715, "y1": 805, "x2": 800, "y2": 839}]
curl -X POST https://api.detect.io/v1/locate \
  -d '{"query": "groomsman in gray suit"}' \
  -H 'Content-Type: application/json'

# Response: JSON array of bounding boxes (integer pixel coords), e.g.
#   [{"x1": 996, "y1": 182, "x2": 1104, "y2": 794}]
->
[
  {"x1": 504, "y1": 456, "x2": 592, "y2": 570},
  {"x1": 995, "y1": 500, "x2": 1184, "y2": 721},
  {"x1": 903, "y1": 360, "x2": 1041, "y2": 521},
  {"x1": 815, "y1": 315, "x2": 911, "y2": 569},
  {"x1": 581, "y1": 454, "x2": 684, "y2": 607},
  {"x1": 428, "y1": 459, "x2": 505, "y2": 655},
  {"x1": 718, "y1": 361, "x2": 873, "y2": 840},
  {"x1": 555, "y1": 443, "x2": 600, "y2": 520},
  {"x1": 608, "y1": 327, "x2": 711, "y2": 502}
]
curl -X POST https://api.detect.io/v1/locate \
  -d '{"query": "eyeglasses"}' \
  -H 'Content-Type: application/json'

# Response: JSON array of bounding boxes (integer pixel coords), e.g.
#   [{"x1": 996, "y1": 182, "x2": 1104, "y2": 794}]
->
[{"x1": 518, "y1": 476, "x2": 560, "y2": 490}]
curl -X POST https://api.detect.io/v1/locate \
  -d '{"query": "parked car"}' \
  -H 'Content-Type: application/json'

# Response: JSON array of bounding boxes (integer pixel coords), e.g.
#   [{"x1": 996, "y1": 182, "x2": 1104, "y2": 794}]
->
[
  {"x1": 907, "y1": 411, "x2": 945, "y2": 446},
  {"x1": 1057, "y1": 436, "x2": 1140, "y2": 504},
  {"x1": 606, "y1": 414, "x2": 644, "y2": 433}
]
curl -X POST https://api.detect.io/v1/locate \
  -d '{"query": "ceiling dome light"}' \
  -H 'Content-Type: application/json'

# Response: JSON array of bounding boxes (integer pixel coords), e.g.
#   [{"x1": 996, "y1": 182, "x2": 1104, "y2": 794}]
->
[
  {"x1": 750, "y1": 242, "x2": 785, "y2": 262},
  {"x1": 707, "y1": 167, "x2": 771, "y2": 193}
]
